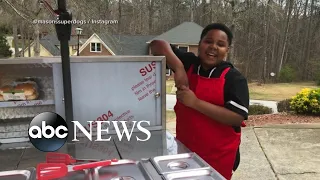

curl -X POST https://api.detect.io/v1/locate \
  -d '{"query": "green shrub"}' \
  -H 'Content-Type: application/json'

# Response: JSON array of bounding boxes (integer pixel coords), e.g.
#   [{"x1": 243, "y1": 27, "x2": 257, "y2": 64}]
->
[
  {"x1": 277, "y1": 99, "x2": 292, "y2": 112},
  {"x1": 290, "y1": 88, "x2": 320, "y2": 115},
  {"x1": 278, "y1": 65, "x2": 296, "y2": 82},
  {"x1": 249, "y1": 104, "x2": 273, "y2": 115}
]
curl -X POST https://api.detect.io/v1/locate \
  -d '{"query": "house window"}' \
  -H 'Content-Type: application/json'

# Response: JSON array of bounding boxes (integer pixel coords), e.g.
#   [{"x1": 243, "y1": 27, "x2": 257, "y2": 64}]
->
[
  {"x1": 178, "y1": 46, "x2": 188, "y2": 52},
  {"x1": 90, "y1": 43, "x2": 101, "y2": 52}
]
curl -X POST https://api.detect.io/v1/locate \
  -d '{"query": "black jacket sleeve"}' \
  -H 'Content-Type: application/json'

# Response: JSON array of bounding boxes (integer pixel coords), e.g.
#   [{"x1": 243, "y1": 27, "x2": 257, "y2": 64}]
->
[{"x1": 224, "y1": 69, "x2": 250, "y2": 120}]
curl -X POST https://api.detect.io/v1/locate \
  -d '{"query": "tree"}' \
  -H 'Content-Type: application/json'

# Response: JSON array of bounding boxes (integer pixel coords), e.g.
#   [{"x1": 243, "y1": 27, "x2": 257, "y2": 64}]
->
[{"x1": 0, "y1": 33, "x2": 13, "y2": 58}]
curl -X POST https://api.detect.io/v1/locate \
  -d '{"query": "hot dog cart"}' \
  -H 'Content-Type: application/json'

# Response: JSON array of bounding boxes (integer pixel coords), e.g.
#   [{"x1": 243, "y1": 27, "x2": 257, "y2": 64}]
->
[{"x1": 0, "y1": 56, "x2": 226, "y2": 179}]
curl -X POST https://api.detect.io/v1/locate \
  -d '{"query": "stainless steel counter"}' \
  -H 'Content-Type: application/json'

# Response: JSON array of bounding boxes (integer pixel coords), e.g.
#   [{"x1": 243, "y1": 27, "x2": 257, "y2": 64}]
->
[
  {"x1": 0, "y1": 130, "x2": 226, "y2": 180},
  {"x1": 44, "y1": 130, "x2": 193, "y2": 180},
  {"x1": 56, "y1": 130, "x2": 190, "y2": 161}
]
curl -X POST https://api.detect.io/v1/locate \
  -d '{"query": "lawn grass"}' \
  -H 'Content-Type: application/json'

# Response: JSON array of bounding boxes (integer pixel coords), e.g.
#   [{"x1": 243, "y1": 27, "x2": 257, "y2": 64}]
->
[
  {"x1": 248, "y1": 82, "x2": 319, "y2": 101},
  {"x1": 166, "y1": 110, "x2": 176, "y2": 120},
  {"x1": 166, "y1": 79, "x2": 175, "y2": 94},
  {"x1": 166, "y1": 80, "x2": 319, "y2": 101}
]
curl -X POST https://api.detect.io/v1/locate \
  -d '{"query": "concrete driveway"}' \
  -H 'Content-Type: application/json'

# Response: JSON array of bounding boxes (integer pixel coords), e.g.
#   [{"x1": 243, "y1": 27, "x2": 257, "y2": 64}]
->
[
  {"x1": 232, "y1": 124, "x2": 320, "y2": 180},
  {"x1": 165, "y1": 122, "x2": 320, "y2": 180}
]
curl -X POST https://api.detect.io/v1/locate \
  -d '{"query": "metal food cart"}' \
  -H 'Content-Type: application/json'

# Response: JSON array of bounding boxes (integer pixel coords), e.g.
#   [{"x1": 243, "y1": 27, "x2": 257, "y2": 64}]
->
[{"x1": 0, "y1": 56, "x2": 226, "y2": 179}]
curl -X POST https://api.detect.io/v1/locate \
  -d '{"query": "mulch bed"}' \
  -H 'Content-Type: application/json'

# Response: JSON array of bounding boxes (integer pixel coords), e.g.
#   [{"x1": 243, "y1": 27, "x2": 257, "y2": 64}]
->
[
  {"x1": 246, "y1": 113, "x2": 320, "y2": 126},
  {"x1": 167, "y1": 112, "x2": 320, "y2": 127}
]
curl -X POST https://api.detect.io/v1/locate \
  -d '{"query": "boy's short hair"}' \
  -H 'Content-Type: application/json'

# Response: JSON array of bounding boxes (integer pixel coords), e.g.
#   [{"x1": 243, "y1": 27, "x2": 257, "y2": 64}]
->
[{"x1": 200, "y1": 23, "x2": 233, "y2": 46}]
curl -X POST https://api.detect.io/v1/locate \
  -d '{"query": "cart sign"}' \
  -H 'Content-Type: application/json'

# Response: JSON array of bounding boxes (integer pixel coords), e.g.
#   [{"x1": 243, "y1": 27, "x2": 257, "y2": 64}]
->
[{"x1": 52, "y1": 56, "x2": 166, "y2": 136}]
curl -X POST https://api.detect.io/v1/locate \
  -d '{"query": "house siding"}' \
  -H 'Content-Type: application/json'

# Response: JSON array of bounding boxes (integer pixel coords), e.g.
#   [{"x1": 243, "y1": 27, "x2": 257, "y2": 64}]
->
[
  {"x1": 189, "y1": 45, "x2": 198, "y2": 55},
  {"x1": 70, "y1": 46, "x2": 78, "y2": 56},
  {"x1": 23, "y1": 44, "x2": 53, "y2": 57}
]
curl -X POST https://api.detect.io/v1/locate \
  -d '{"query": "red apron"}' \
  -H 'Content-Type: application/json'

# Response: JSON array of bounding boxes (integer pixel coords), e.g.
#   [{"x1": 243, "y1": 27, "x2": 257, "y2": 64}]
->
[{"x1": 174, "y1": 64, "x2": 241, "y2": 180}]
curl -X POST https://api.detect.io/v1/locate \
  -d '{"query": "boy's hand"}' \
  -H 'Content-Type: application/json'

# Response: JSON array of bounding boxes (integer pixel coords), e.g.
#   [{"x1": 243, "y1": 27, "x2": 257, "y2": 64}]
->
[
  {"x1": 174, "y1": 68, "x2": 189, "y2": 89},
  {"x1": 176, "y1": 85, "x2": 198, "y2": 108}
]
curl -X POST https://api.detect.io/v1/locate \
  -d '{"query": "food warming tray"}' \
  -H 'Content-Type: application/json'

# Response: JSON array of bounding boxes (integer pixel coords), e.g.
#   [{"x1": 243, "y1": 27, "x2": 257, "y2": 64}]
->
[
  {"x1": 46, "y1": 169, "x2": 93, "y2": 180},
  {"x1": 0, "y1": 168, "x2": 36, "y2": 180},
  {"x1": 162, "y1": 169, "x2": 226, "y2": 180},
  {"x1": 150, "y1": 153, "x2": 210, "y2": 174},
  {"x1": 92, "y1": 159, "x2": 156, "y2": 180}
]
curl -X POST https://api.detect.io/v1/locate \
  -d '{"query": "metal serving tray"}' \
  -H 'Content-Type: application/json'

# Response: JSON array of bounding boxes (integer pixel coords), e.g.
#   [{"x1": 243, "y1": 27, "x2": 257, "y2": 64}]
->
[
  {"x1": 0, "y1": 168, "x2": 36, "y2": 180},
  {"x1": 150, "y1": 153, "x2": 210, "y2": 174},
  {"x1": 92, "y1": 159, "x2": 156, "y2": 180},
  {"x1": 162, "y1": 169, "x2": 226, "y2": 180},
  {"x1": 51, "y1": 169, "x2": 93, "y2": 180}
]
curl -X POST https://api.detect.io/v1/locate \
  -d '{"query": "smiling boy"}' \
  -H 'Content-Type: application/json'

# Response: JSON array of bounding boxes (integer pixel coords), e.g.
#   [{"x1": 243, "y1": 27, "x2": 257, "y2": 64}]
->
[{"x1": 150, "y1": 23, "x2": 249, "y2": 180}]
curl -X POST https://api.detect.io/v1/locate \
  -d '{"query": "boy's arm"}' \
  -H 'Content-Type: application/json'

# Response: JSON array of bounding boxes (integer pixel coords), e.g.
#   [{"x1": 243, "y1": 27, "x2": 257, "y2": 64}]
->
[
  {"x1": 191, "y1": 99, "x2": 245, "y2": 126},
  {"x1": 150, "y1": 40, "x2": 185, "y2": 73},
  {"x1": 150, "y1": 40, "x2": 189, "y2": 88}
]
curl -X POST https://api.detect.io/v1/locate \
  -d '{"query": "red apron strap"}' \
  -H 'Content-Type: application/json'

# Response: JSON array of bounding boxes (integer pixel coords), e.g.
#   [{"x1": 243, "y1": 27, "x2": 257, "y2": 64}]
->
[
  {"x1": 187, "y1": 64, "x2": 194, "y2": 76},
  {"x1": 220, "y1": 67, "x2": 230, "y2": 78}
]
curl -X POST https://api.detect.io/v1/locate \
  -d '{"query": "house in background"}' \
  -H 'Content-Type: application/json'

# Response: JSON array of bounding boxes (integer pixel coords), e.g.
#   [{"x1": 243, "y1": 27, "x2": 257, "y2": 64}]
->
[
  {"x1": 76, "y1": 22, "x2": 203, "y2": 77},
  {"x1": 22, "y1": 34, "x2": 87, "y2": 57},
  {"x1": 75, "y1": 33, "x2": 155, "y2": 56},
  {"x1": 20, "y1": 21, "x2": 203, "y2": 78},
  {"x1": 146, "y1": 22, "x2": 203, "y2": 76},
  {"x1": 147, "y1": 22, "x2": 203, "y2": 55}
]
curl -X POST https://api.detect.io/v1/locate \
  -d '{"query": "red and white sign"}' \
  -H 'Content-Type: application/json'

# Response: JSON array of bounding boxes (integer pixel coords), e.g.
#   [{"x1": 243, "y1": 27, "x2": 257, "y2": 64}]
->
[{"x1": 131, "y1": 61, "x2": 157, "y2": 102}]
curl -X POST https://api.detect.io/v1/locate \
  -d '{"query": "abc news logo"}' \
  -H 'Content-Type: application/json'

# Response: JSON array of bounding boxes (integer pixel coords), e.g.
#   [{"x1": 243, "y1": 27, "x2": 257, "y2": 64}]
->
[
  {"x1": 28, "y1": 112, "x2": 68, "y2": 152},
  {"x1": 28, "y1": 112, "x2": 151, "y2": 152}
]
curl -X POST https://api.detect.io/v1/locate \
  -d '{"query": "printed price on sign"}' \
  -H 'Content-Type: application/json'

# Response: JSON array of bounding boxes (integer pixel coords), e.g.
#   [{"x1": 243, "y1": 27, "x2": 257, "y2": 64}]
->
[
  {"x1": 78, "y1": 109, "x2": 135, "y2": 133},
  {"x1": 90, "y1": 110, "x2": 114, "y2": 128},
  {"x1": 130, "y1": 62, "x2": 157, "y2": 102}
]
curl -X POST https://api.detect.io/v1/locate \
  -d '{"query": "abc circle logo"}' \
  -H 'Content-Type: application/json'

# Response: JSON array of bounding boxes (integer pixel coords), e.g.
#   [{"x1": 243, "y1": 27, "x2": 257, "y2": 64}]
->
[{"x1": 28, "y1": 112, "x2": 68, "y2": 152}]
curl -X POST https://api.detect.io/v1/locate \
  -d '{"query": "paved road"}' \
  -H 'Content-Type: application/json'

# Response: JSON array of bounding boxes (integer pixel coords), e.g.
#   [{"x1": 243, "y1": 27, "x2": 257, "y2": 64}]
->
[{"x1": 166, "y1": 94, "x2": 278, "y2": 113}]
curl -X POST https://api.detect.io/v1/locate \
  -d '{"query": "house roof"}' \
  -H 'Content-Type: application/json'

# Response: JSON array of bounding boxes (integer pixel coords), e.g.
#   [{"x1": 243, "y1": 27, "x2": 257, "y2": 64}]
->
[
  {"x1": 25, "y1": 21, "x2": 202, "y2": 56},
  {"x1": 23, "y1": 34, "x2": 87, "y2": 56},
  {"x1": 147, "y1": 22, "x2": 203, "y2": 44},
  {"x1": 77, "y1": 33, "x2": 116, "y2": 55},
  {"x1": 97, "y1": 34, "x2": 156, "y2": 55},
  {"x1": 39, "y1": 35, "x2": 61, "y2": 56}
]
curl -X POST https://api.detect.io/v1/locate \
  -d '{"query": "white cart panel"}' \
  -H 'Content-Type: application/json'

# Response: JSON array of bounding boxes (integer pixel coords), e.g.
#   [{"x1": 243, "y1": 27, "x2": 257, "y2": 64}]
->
[{"x1": 52, "y1": 56, "x2": 166, "y2": 134}]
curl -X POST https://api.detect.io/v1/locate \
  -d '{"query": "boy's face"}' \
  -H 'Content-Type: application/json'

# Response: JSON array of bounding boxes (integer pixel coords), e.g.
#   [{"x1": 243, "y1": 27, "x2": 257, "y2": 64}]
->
[{"x1": 198, "y1": 29, "x2": 229, "y2": 69}]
